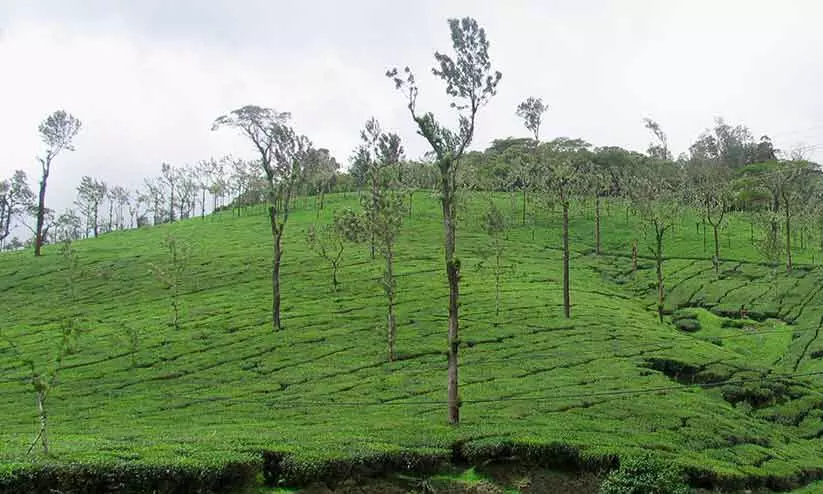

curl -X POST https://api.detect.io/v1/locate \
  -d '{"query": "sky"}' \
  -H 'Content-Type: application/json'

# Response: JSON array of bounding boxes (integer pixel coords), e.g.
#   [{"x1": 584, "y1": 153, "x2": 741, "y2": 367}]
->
[{"x1": 2, "y1": 0, "x2": 823, "y2": 224}]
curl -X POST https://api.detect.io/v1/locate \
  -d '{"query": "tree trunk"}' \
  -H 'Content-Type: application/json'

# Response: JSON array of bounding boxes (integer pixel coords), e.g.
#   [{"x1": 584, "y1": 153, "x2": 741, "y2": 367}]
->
[
  {"x1": 632, "y1": 240, "x2": 637, "y2": 276},
  {"x1": 494, "y1": 247, "x2": 502, "y2": 318},
  {"x1": 594, "y1": 196, "x2": 601, "y2": 255},
  {"x1": 386, "y1": 245, "x2": 396, "y2": 362},
  {"x1": 522, "y1": 188, "x2": 527, "y2": 226},
  {"x1": 93, "y1": 208, "x2": 99, "y2": 238},
  {"x1": 36, "y1": 390, "x2": 48, "y2": 455},
  {"x1": 270, "y1": 206, "x2": 283, "y2": 330},
  {"x1": 442, "y1": 178, "x2": 460, "y2": 426},
  {"x1": 34, "y1": 170, "x2": 49, "y2": 257},
  {"x1": 702, "y1": 218, "x2": 707, "y2": 252},
  {"x1": 713, "y1": 223, "x2": 720, "y2": 273},
  {"x1": 408, "y1": 191, "x2": 414, "y2": 218},
  {"x1": 201, "y1": 189, "x2": 206, "y2": 219},
  {"x1": 656, "y1": 227, "x2": 665, "y2": 323},
  {"x1": 785, "y1": 206, "x2": 793, "y2": 273},
  {"x1": 562, "y1": 200, "x2": 571, "y2": 319}
]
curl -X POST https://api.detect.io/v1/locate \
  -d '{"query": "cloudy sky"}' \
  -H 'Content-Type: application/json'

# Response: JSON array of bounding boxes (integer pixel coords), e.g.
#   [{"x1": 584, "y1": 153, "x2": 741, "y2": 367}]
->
[{"x1": 2, "y1": 0, "x2": 823, "y2": 219}]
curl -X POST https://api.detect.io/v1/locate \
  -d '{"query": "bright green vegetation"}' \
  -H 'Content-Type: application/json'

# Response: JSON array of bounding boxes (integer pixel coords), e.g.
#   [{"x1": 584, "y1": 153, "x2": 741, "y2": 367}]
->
[{"x1": 3, "y1": 192, "x2": 823, "y2": 492}]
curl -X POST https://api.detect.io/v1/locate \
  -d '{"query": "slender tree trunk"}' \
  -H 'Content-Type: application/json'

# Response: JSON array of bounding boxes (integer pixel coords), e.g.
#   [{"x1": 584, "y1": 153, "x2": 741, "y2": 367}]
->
[
  {"x1": 201, "y1": 189, "x2": 206, "y2": 219},
  {"x1": 785, "y1": 205, "x2": 793, "y2": 273},
  {"x1": 34, "y1": 170, "x2": 49, "y2": 256},
  {"x1": 442, "y1": 171, "x2": 460, "y2": 426},
  {"x1": 522, "y1": 188, "x2": 527, "y2": 226},
  {"x1": 562, "y1": 199, "x2": 570, "y2": 319},
  {"x1": 656, "y1": 227, "x2": 665, "y2": 323},
  {"x1": 270, "y1": 207, "x2": 283, "y2": 330},
  {"x1": 408, "y1": 191, "x2": 414, "y2": 218},
  {"x1": 631, "y1": 239, "x2": 638, "y2": 276},
  {"x1": 495, "y1": 249, "x2": 502, "y2": 318},
  {"x1": 36, "y1": 390, "x2": 48, "y2": 455},
  {"x1": 386, "y1": 245, "x2": 396, "y2": 362},
  {"x1": 93, "y1": 208, "x2": 99, "y2": 238},
  {"x1": 712, "y1": 224, "x2": 720, "y2": 273},
  {"x1": 702, "y1": 218, "x2": 707, "y2": 252},
  {"x1": 595, "y1": 195, "x2": 601, "y2": 255}
]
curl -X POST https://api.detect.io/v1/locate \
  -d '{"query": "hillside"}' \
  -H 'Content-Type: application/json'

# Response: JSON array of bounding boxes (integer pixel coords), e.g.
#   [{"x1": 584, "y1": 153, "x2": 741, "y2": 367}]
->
[{"x1": 3, "y1": 192, "x2": 823, "y2": 493}]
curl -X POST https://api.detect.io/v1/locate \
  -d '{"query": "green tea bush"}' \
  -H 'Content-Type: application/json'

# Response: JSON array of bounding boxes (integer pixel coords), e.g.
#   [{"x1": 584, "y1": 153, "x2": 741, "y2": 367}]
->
[{"x1": 599, "y1": 454, "x2": 688, "y2": 494}]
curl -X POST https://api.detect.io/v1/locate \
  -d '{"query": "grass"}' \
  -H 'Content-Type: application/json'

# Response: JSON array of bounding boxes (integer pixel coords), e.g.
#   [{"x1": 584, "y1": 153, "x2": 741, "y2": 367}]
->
[{"x1": 3, "y1": 191, "x2": 823, "y2": 492}]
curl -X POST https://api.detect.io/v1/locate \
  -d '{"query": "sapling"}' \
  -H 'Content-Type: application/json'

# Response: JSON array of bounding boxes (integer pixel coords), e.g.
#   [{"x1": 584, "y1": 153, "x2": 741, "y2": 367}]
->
[
  {"x1": 478, "y1": 201, "x2": 513, "y2": 321},
  {"x1": 150, "y1": 235, "x2": 191, "y2": 331},
  {"x1": 306, "y1": 223, "x2": 346, "y2": 291}
]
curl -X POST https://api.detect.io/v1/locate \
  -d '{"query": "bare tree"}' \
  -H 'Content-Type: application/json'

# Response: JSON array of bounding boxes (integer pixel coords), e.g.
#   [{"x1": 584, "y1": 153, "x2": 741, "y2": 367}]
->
[
  {"x1": 213, "y1": 106, "x2": 311, "y2": 330},
  {"x1": 387, "y1": 17, "x2": 502, "y2": 425},
  {"x1": 34, "y1": 110, "x2": 82, "y2": 256}
]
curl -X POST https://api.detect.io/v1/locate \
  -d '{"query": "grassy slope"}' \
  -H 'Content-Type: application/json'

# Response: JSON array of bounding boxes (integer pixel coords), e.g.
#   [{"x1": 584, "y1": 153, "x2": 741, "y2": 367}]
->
[{"x1": 2, "y1": 192, "x2": 823, "y2": 490}]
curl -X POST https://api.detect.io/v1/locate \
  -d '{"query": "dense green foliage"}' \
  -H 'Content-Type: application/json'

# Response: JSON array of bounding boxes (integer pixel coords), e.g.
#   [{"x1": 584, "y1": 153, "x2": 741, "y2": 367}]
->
[{"x1": 3, "y1": 191, "x2": 823, "y2": 492}]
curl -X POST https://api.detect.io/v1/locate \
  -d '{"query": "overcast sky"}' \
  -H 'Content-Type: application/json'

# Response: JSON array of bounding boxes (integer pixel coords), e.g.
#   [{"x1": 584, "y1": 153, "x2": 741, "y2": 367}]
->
[{"x1": 2, "y1": 0, "x2": 823, "y2": 219}]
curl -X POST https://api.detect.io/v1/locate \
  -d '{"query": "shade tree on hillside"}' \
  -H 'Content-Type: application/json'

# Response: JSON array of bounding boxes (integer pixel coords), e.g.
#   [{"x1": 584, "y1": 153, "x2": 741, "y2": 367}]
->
[
  {"x1": 0, "y1": 170, "x2": 34, "y2": 248},
  {"x1": 34, "y1": 110, "x2": 82, "y2": 256},
  {"x1": 387, "y1": 16, "x2": 502, "y2": 425},
  {"x1": 515, "y1": 97, "x2": 548, "y2": 225},
  {"x1": 635, "y1": 119, "x2": 682, "y2": 323},
  {"x1": 536, "y1": 137, "x2": 592, "y2": 319},
  {"x1": 75, "y1": 176, "x2": 107, "y2": 238},
  {"x1": 213, "y1": 105, "x2": 313, "y2": 331},
  {"x1": 150, "y1": 235, "x2": 191, "y2": 332},
  {"x1": 356, "y1": 117, "x2": 407, "y2": 362},
  {"x1": 303, "y1": 148, "x2": 340, "y2": 215}
]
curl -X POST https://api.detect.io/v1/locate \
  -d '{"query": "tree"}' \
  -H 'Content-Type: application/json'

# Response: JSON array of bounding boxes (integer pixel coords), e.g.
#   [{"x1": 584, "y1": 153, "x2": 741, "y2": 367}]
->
[
  {"x1": 304, "y1": 148, "x2": 340, "y2": 215},
  {"x1": 387, "y1": 16, "x2": 502, "y2": 425},
  {"x1": 34, "y1": 110, "x2": 82, "y2": 256},
  {"x1": 213, "y1": 105, "x2": 311, "y2": 330},
  {"x1": 537, "y1": 137, "x2": 592, "y2": 319},
  {"x1": 74, "y1": 176, "x2": 107, "y2": 238},
  {"x1": 636, "y1": 120, "x2": 681, "y2": 323},
  {"x1": 687, "y1": 162, "x2": 733, "y2": 272},
  {"x1": 2, "y1": 240, "x2": 82, "y2": 455},
  {"x1": 480, "y1": 201, "x2": 510, "y2": 320},
  {"x1": 306, "y1": 223, "x2": 346, "y2": 291},
  {"x1": 150, "y1": 235, "x2": 190, "y2": 331},
  {"x1": 160, "y1": 162, "x2": 177, "y2": 222},
  {"x1": 357, "y1": 119, "x2": 406, "y2": 362},
  {"x1": 53, "y1": 209, "x2": 82, "y2": 242},
  {"x1": 643, "y1": 118, "x2": 671, "y2": 161},
  {"x1": 0, "y1": 170, "x2": 34, "y2": 248}
]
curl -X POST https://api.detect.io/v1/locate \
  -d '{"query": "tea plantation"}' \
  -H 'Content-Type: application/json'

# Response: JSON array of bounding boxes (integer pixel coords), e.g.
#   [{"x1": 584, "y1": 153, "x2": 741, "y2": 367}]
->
[{"x1": 3, "y1": 192, "x2": 823, "y2": 493}]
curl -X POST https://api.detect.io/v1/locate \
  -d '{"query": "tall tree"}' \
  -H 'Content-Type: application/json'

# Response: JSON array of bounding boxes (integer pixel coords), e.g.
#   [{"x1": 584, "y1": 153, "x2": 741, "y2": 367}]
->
[
  {"x1": 34, "y1": 110, "x2": 82, "y2": 256},
  {"x1": 358, "y1": 118, "x2": 406, "y2": 361},
  {"x1": 636, "y1": 120, "x2": 681, "y2": 322},
  {"x1": 387, "y1": 16, "x2": 502, "y2": 425},
  {"x1": 213, "y1": 105, "x2": 310, "y2": 330},
  {"x1": 538, "y1": 137, "x2": 592, "y2": 318},
  {"x1": 0, "y1": 170, "x2": 34, "y2": 247}
]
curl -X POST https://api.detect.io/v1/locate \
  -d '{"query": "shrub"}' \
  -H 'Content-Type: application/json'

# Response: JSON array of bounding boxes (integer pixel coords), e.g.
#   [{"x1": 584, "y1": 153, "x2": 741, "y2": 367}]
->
[
  {"x1": 599, "y1": 454, "x2": 688, "y2": 494},
  {"x1": 674, "y1": 318, "x2": 700, "y2": 332}
]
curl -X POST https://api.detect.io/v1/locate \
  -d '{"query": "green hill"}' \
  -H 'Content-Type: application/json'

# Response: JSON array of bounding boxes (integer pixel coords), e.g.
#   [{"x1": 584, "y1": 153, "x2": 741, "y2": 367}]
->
[{"x1": 3, "y1": 192, "x2": 823, "y2": 493}]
